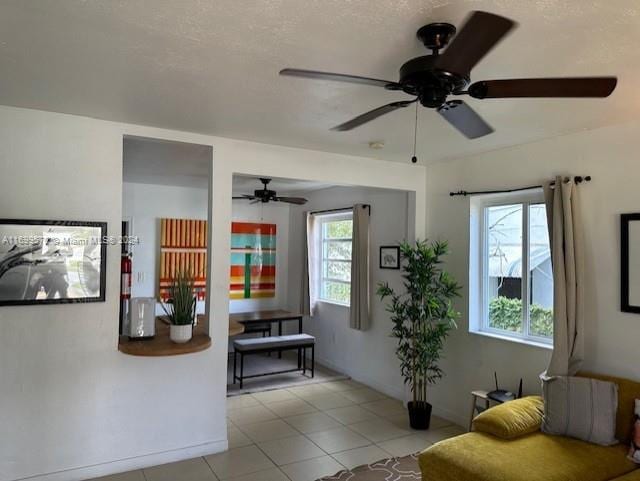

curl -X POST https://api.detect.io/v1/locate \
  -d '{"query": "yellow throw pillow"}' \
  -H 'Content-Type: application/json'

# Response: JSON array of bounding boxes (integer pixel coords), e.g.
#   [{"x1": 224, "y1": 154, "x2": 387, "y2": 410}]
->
[{"x1": 472, "y1": 396, "x2": 544, "y2": 439}]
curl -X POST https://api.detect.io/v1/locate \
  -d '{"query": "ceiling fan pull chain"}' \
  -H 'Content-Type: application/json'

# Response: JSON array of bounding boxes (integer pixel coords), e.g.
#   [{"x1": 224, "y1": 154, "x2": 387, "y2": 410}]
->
[{"x1": 411, "y1": 101, "x2": 418, "y2": 164}]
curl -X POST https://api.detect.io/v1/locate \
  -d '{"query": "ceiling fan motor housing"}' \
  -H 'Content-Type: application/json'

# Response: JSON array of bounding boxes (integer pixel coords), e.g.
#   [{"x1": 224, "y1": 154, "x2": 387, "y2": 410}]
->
[
  {"x1": 399, "y1": 23, "x2": 469, "y2": 108},
  {"x1": 254, "y1": 188, "x2": 277, "y2": 202},
  {"x1": 399, "y1": 55, "x2": 469, "y2": 107}
]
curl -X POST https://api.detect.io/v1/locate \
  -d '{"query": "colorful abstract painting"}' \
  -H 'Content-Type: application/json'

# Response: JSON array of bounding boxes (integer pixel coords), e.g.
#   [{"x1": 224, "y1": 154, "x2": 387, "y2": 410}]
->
[
  {"x1": 159, "y1": 218, "x2": 207, "y2": 301},
  {"x1": 230, "y1": 222, "x2": 276, "y2": 299}
]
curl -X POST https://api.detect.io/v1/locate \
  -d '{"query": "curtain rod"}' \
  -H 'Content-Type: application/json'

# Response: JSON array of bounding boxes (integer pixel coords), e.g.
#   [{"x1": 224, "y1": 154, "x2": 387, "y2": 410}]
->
[
  {"x1": 310, "y1": 204, "x2": 371, "y2": 215},
  {"x1": 449, "y1": 175, "x2": 592, "y2": 197}
]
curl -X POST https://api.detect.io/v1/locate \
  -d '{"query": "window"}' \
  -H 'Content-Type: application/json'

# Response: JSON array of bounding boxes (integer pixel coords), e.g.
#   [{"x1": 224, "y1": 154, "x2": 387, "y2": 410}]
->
[
  {"x1": 318, "y1": 213, "x2": 353, "y2": 305},
  {"x1": 470, "y1": 192, "x2": 553, "y2": 346}
]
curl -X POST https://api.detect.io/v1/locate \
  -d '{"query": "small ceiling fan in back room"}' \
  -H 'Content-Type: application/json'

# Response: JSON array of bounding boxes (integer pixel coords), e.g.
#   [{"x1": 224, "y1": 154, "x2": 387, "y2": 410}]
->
[
  {"x1": 233, "y1": 178, "x2": 308, "y2": 205},
  {"x1": 279, "y1": 10, "x2": 617, "y2": 158}
]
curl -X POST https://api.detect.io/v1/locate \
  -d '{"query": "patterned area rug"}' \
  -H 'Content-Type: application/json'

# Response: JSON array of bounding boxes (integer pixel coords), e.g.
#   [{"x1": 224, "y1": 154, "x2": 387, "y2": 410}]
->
[{"x1": 319, "y1": 453, "x2": 421, "y2": 480}]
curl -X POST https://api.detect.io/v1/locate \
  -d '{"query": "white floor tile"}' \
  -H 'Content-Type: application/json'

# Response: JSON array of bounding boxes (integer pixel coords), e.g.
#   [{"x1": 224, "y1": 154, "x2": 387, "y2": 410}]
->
[
  {"x1": 360, "y1": 398, "x2": 406, "y2": 418},
  {"x1": 280, "y1": 456, "x2": 345, "y2": 481},
  {"x1": 258, "y1": 434, "x2": 326, "y2": 465},
  {"x1": 227, "y1": 405, "x2": 277, "y2": 426},
  {"x1": 341, "y1": 388, "x2": 388, "y2": 404},
  {"x1": 376, "y1": 434, "x2": 431, "y2": 457},
  {"x1": 288, "y1": 383, "x2": 331, "y2": 399},
  {"x1": 225, "y1": 467, "x2": 289, "y2": 481},
  {"x1": 228, "y1": 425, "x2": 253, "y2": 449},
  {"x1": 416, "y1": 425, "x2": 466, "y2": 444},
  {"x1": 305, "y1": 392, "x2": 354, "y2": 410},
  {"x1": 384, "y1": 413, "x2": 452, "y2": 431},
  {"x1": 239, "y1": 419, "x2": 299, "y2": 443},
  {"x1": 227, "y1": 394, "x2": 260, "y2": 411},
  {"x1": 306, "y1": 426, "x2": 371, "y2": 454},
  {"x1": 284, "y1": 411, "x2": 343, "y2": 434},
  {"x1": 144, "y1": 457, "x2": 217, "y2": 481},
  {"x1": 324, "y1": 405, "x2": 378, "y2": 425},
  {"x1": 252, "y1": 389, "x2": 297, "y2": 404},
  {"x1": 267, "y1": 398, "x2": 318, "y2": 417},
  {"x1": 348, "y1": 418, "x2": 412, "y2": 442},
  {"x1": 331, "y1": 445, "x2": 391, "y2": 469},
  {"x1": 321, "y1": 380, "x2": 366, "y2": 392},
  {"x1": 205, "y1": 445, "x2": 275, "y2": 479}
]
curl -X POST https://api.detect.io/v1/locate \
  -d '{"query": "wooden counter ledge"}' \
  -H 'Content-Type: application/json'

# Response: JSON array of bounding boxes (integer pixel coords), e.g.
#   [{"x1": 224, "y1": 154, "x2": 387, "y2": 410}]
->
[{"x1": 118, "y1": 316, "x2": 211, "y2": 357}]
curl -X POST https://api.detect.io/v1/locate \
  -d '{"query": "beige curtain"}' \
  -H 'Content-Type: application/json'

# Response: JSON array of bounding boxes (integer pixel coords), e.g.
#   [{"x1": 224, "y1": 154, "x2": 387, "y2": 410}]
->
[
  {"x1": 302, "y1": 212, "x2": 320, "y2": 317},
  {"x1": 349, "y1": 204, "x2": 371, "y2": 330},
  {"x1": 543, "y1": 176, "x2": 585, "y2": 377}
]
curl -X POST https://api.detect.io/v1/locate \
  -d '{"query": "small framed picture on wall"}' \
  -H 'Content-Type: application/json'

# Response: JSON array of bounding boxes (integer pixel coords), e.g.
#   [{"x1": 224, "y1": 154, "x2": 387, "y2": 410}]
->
[{"x1": 379, "y1": 245, "x2": 400, "y2": 270}]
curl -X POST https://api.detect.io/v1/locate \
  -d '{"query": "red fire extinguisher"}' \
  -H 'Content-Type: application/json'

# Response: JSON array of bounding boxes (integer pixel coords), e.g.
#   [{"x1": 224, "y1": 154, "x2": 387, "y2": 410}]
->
[{"x1": 119, "y1": 253, "x2": 132, "y2": 334}]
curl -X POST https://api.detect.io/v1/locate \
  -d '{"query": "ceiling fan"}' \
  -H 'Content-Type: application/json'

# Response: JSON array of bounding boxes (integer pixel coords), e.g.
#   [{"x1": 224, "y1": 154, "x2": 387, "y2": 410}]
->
[
  {"x1": 280, "y1": 11, "x2": 617, "y2": 139},
  {"x1": 232, "y1": 178, "x2": 308, "y2": 205}
]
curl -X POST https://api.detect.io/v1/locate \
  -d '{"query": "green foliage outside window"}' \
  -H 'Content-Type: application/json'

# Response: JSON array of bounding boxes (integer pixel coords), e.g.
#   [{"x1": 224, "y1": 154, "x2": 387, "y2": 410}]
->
[
  {"x1": 324, "y1": 220, "x2": 353, "y2": 239},
  {"x1": 488, "y1": 296, "x2": 553, "y2": 338}
]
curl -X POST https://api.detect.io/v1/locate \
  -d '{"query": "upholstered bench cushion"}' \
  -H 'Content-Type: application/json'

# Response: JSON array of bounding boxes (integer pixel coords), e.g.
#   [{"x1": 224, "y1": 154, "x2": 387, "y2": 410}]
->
[
  {"x1": 234, "y1": 334, "x2": 315, "y2": 351},
  {"x1": 419, "y1": 431, "x2": 637, "y2": 481}
]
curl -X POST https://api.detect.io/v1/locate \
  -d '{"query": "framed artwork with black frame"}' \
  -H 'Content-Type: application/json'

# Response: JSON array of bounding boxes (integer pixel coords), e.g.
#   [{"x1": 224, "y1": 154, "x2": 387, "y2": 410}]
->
[
  {"x1": 380, "y1": 245, "x2": 401, "y2": 270},
  {"x1": 0, "y1": 219, "x2": 107, "y2": 306},
  {"x1": 621, "y1": 213, "x2": 640, "y2": 313}
]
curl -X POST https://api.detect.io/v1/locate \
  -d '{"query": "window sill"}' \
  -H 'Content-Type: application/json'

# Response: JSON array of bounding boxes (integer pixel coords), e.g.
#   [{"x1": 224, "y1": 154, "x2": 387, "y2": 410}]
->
[
  {"x1": 469, "y1": 328, "x2": 553, "y2": 350},
  {"x1": 317, "y1": 299, "x2": 350, "y2": 309}
]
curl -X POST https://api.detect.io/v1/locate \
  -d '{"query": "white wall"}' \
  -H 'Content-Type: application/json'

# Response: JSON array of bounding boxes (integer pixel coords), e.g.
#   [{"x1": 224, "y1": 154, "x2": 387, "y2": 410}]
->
[
  {"x1": 425, "y1": 119, "x2": 640, "y2": 427},
  {"x1": 122, "y1": 183, "x2": 290, "y2": 316},
  {"x1": 287, "y1": 186, "x2": 412, "y2": 400},
  {"x1": 0, "y1": 105, "x2": 427, "y2": 481},
  {"x1": 123, "y1": 182, "x2": 209, "y2": 315}
]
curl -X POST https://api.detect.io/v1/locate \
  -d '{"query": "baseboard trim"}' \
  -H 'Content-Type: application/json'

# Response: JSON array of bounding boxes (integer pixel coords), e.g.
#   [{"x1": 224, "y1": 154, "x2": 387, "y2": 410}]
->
[
  {"x1": 429, "y1": 403, "x2": 468, "y2": 429},
  {"x1": 315, "y1": 355, "x2": 467, "y2": 429},
  {"x1": 315, "y1": 355, "x2": 405, "y2": 401},
  {"x1": 14, "y1": 439, "x2": 228, "y2": 481}
]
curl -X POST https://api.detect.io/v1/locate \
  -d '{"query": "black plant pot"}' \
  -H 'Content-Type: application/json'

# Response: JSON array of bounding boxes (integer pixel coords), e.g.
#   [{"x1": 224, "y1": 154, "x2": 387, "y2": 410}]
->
[{"x1": 408, "y1": 401, "x2": 432, "y2": 430}]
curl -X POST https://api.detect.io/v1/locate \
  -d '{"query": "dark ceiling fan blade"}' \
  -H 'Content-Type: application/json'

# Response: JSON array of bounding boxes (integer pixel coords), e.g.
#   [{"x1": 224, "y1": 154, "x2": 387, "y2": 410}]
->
[
  {"x1": 468, "y1": 77, "x2": 617, "y2": 99},
  {"x1": 435, "y1": 11, "x2": 516, "y2": 76},
  {"x1": 331, "y1": 99, "x2": 417, "y2": 131},
  {"x1": 274, "y1": 196, "x2": 308, "y2": 205},
  {"x1": 232, "y1": 194, "x2": 257, "y2": 200},
  {"x1": 437, "y1": 100, "x2": 493, "y2": 139},
  {"x1": 279, "y1": 68, "x2": 401, "y2": 90}
]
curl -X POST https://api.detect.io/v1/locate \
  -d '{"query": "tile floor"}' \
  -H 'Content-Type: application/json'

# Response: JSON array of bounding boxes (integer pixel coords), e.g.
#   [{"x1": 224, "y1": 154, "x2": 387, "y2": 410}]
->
[{"x1": 94, "y1": 380, "x2": 465, "y2": 481}]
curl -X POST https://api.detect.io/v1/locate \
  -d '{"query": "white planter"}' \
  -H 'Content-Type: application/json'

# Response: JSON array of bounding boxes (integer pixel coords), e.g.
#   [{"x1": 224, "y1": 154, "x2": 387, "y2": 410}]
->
[{"x1": 170, "y1": 324, "x2": 193, "y2": 343}]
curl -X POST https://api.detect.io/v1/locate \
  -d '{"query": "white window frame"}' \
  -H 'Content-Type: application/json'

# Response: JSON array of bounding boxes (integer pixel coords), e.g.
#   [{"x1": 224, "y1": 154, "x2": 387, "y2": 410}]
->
[
  {"x1": 317, "y1": 212, "x2": 353, "y2": 307},
  {"x1": 469, "y1": 190, "x2": 553, "y2": 349}
]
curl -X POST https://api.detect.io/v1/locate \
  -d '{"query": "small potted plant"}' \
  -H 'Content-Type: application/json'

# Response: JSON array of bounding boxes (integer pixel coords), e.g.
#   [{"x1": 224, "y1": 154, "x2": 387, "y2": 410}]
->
[
  {"x1": 377, "y1": 240, "x2": 460, "y2": 430},
  {"x1": 161, "y1": 270, "x2": 196, "y2": 344}
]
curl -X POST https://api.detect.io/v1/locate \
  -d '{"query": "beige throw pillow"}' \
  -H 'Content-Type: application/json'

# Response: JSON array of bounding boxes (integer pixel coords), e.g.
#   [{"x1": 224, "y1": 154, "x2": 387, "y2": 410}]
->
[{"x1": 542, "y1": 375, "x2": 618, "y2": 446}]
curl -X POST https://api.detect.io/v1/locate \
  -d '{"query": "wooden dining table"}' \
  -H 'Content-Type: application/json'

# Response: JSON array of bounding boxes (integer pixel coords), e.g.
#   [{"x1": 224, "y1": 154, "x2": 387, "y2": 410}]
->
[{"x1": 229, "y1": 309, "x2": 304, "y2": 336}]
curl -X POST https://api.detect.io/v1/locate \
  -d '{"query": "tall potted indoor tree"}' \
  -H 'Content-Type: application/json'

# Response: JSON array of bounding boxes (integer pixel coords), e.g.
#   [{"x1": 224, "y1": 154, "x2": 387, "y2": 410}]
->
[
  {"x1": 162, "y1": 269, "x2": 197, "y2": 344},
  {"x1": 377, "y1": 240, "x2": 461, "y2": 430}
]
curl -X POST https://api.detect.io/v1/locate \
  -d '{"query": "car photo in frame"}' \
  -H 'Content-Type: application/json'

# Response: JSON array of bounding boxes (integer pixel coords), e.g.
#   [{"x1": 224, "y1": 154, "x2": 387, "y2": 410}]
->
[{"x1": 0, "y1": 219, "x2": 107, "y2": 306}]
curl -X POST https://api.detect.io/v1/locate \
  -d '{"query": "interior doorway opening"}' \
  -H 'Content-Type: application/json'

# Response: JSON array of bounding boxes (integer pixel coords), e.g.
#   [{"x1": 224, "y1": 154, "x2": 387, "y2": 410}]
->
[
  {"x1": 119, "y1": 135, "x2": 213, "y2": 345},
  {"x1": 227, "y1": 173, "x2": 416, "y2": 398}
]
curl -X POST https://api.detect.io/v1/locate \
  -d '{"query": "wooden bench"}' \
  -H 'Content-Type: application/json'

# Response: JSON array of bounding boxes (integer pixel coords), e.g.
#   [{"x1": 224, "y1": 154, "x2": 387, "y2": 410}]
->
[{"x1": 233, "y1": 334, "x2": 315, "y2": 388}]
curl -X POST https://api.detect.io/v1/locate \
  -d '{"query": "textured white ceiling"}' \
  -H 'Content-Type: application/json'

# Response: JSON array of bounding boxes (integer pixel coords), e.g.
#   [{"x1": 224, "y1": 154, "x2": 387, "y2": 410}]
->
[
  {"x1": 1, "y1": 0, "x2": 638, "y2": 164},
  {"x1": 123, "y1": 135, "x2": 333, "y2": 193},
  {"x1": 123, "y1": 136, "x2": 212, "y2": 188}
]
